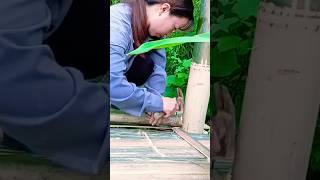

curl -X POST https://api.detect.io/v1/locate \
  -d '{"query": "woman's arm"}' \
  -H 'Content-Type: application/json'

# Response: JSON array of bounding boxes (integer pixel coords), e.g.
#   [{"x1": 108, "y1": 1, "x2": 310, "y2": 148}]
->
[
  {"x1": 144, "y1": 49, "x2": 168, "y2": 96},
  {"x1": 109, "y1": 5, "x2": 164, "y2": 116},
  {"x1": 110, "y1": 43, "x2": 163, "y2": 116}
]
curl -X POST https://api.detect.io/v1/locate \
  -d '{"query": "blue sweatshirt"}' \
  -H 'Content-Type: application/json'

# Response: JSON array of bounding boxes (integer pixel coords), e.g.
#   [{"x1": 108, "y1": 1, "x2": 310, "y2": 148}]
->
[
  {"x1": 0, "y1": 0, "x2": 108, "y2": 174},
  {"x1": 110, "y1": 3, "x2": 167, "y2": 116}
]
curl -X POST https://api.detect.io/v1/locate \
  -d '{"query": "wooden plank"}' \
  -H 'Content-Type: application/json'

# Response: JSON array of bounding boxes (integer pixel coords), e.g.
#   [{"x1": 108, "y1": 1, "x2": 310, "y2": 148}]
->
[
  {"x1": 110, "y1": 157, "x2": 209, "y2": 163},
  {"x1": 198, "y1": 140, "x2": 210, "y2": 149},
  {"x1": 111, "y1": 139, "x2": 192, "y2": 148},
  {"x1": 110, "y1": 162, "x2": 209, "y2": 175},
  {"x1": 110, "y1": 109, "x2": 182, "y2": 127},
  {"x1": 111, "y1": 174, "x2": 209, "y2": 180},
  {"x1": 110, "y1": 128, "x2": 209, "y2": 158},
  {"x1": 110, "y1": 127, "x2": 210, "y2": 179},
  {"x1": 111, "y1": 124, "x2": 172, "y2": 130},
  {"x1": 172, "y1": 127, "x2": 210, "y2": 160},
  {"x1": 111, "y1": 129, "x2": 207, "y2": 159},
  {"x1": 110, "y1": 128, "x2": 176, "y2": 140},
  {"x1": 111, "y1": 148, "x2": 205, "y2": 159}
]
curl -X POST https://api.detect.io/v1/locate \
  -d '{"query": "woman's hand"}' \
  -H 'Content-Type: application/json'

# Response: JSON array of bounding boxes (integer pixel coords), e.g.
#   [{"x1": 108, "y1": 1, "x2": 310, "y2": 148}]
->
[
  {"x1": 147, "y1": 97, "x2": 179, "y2": 126},
  {"x1": 147, "y1": 112, "x2": 167, "y2": 126},
  {"x1": 162, "y1": 97, "x2": 179, "y2": 118}
]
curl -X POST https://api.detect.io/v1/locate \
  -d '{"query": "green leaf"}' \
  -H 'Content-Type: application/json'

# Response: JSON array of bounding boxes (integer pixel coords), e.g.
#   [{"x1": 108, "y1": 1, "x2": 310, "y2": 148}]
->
[
  {"x1": 176, "y1": 66, "x2": 185, "y2": 73},
  {"x1": 164, "y1": 86, "x2": 176, "y2": 98},
  {"x1": 127, "y1": 32, "x2": 210, "y2": 56},
  {"x1": 212, "y1": 48, "x2": 240, "y2": 77},
  {"x1": 218, "y1": 17, "x2": 239, "y2": 32},
  {"x1": 182, "y1": 59, "x2": 192, "y2": 68},
  {"x1": 219, "y1": 0, "x2": 234, "y2": 6},
  {"x1": 175, "y1": 78, "x2": 185, "y2": 86},
  {"x1": 212, "y1": 23, "x2": 220, "y2": 35},
  {"x1": 167, "y1": 75, "x2": 176, "y2": 86},
  {"x1": 217, "y1": 15, "x2": 225, "y2": 23},
  {"x1": 238, "y1": 39, "x2": 253, "y2": 55},
  {"x1": 232, "y1": 0, "x2": 260, "y2": 19},
  {"x1": 242, "y1": 20, "x2": 254, "y2": 27},
  {"x1": 216, "y1": 35, "x2": 241, "y2": 52},
  {"x1": 177, "y1": 73, "x2": 188, "y2": 79}
]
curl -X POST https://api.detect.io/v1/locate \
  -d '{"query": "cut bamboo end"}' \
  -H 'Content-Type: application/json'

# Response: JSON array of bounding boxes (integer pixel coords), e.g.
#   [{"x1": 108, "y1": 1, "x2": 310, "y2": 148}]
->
[{"x1": 182, "y1": 62, "x2": 210, "y2": 134}]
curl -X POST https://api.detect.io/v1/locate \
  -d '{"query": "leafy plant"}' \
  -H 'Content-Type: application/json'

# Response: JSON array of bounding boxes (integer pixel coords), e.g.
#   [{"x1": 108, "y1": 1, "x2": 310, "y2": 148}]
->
[
  {"x1": 211, "y1": 0, "x2": 258, "y2": 125},
  {"x1": 110, "y1": 0, "x2": 120, "y2": 5},
  {"x1": 165, "y1": 57, "x2": 192, "y2": 98}
]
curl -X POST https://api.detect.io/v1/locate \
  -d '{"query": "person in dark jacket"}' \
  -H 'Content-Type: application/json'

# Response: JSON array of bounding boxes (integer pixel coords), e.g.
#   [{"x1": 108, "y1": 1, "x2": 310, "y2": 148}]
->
[{"x1": 0, "y1": 0, "x2": 109, "y2": 174}]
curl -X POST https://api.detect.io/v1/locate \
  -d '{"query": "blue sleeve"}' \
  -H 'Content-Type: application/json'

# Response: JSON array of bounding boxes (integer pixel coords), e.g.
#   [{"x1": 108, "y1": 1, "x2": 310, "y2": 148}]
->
[
  {"x1": 145, "y1": 49, "x2": 167, "y2": 96},
  {"x1": 110, "y1": 43, "x2": 163, "y2": 116},
  {"x1": 0, "y1": 0, "x2": 109, "y2": 174}
]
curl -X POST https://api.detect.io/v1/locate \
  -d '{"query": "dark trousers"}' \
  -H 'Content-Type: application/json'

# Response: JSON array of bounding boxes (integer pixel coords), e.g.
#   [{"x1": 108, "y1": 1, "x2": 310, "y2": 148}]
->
[
  {"x1": 111, "y1": 55, "x2": 154, "y2": 110},
  {"x1": 125, "y1": 55, "x2": 155, "y2": 86}
]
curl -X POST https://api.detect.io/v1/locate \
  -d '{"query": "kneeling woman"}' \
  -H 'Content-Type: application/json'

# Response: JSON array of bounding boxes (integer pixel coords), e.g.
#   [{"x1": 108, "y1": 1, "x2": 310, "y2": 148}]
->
[{"x1": 110, "y1": 0, "x2": 194, "y2": 123}]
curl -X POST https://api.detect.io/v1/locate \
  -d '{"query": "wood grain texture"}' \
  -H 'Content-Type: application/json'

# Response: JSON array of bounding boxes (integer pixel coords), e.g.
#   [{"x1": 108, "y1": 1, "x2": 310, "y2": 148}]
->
[
  {"x1": 172, "y1": 127, "x2": 210, "y2": 159},
  {"x1": 110, "y1": 127, "x2": 210, "y2": 179}
]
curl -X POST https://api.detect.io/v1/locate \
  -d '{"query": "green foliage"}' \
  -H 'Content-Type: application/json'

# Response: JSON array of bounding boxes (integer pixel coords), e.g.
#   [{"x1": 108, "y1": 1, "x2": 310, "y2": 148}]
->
[
  {"x1": 110, "y1": 0, "x2": 120, "y2": 5},
  {"x1": 164, "y1": 57, "x2": 192, "y2": 98},
  {"x1": 159, "y1": 0, "x2": 202, "y2": 101},
  {"x1": 211, "y1": 0, "x2": 258, "y2": 124},
  {"x1": 232, "y1": 0, "x2": 260, "y2": 19},
  {"x1": 308, "y1": 114, "x2": 320, "y2": 178},
  {"x1": 310, "y1": 127, "x2": 320, "y2": 172}
]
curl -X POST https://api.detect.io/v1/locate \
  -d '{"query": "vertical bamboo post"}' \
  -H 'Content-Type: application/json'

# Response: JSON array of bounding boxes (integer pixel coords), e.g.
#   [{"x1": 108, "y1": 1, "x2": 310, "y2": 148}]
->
[
  {"x1": 233, "y1": 1, "x2": 320, "y2": 180},
  {"x1": 182, "y1": 0, "x2": 210, "y2": 134}
]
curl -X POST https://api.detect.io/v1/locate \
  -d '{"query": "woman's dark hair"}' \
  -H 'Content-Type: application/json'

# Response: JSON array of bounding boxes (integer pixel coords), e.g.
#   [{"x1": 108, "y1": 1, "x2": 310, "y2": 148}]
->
[{"x1": 124, "y1": 0, "x2": 194, "y2": 49}]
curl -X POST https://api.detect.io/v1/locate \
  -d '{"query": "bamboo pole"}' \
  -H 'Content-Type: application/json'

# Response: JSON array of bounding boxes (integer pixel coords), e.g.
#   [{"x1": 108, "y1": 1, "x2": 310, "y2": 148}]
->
[
  {"x1": 182, "y1": 0, "x2": 210, "y2": 134},
  {"x1": 110, "y1": 109, "x2": 182, "y2": 127},
  {"x1": 233, "y1": 1, "x2": 320, "y2": 180},
  {"x1": 110, "y1": 109, "x2": 211, "y2": 130}
]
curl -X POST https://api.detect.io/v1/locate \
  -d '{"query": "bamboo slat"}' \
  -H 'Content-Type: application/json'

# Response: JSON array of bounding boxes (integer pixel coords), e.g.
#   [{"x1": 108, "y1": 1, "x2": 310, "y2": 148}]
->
[{"x1": 110, "y1": 127, "x2": 210, "y2": 179}]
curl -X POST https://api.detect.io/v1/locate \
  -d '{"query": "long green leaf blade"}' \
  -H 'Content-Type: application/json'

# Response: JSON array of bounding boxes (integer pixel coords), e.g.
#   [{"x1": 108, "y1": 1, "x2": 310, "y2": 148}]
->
[{"x1": 128, "y1": 32, "x2": 210, "y2": 56}]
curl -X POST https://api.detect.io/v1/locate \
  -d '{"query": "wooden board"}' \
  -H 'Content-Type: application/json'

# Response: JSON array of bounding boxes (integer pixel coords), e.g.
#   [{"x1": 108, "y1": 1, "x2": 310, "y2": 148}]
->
[{"x1": 110, "y1": 127, "x2": 210, "y2": 180}]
